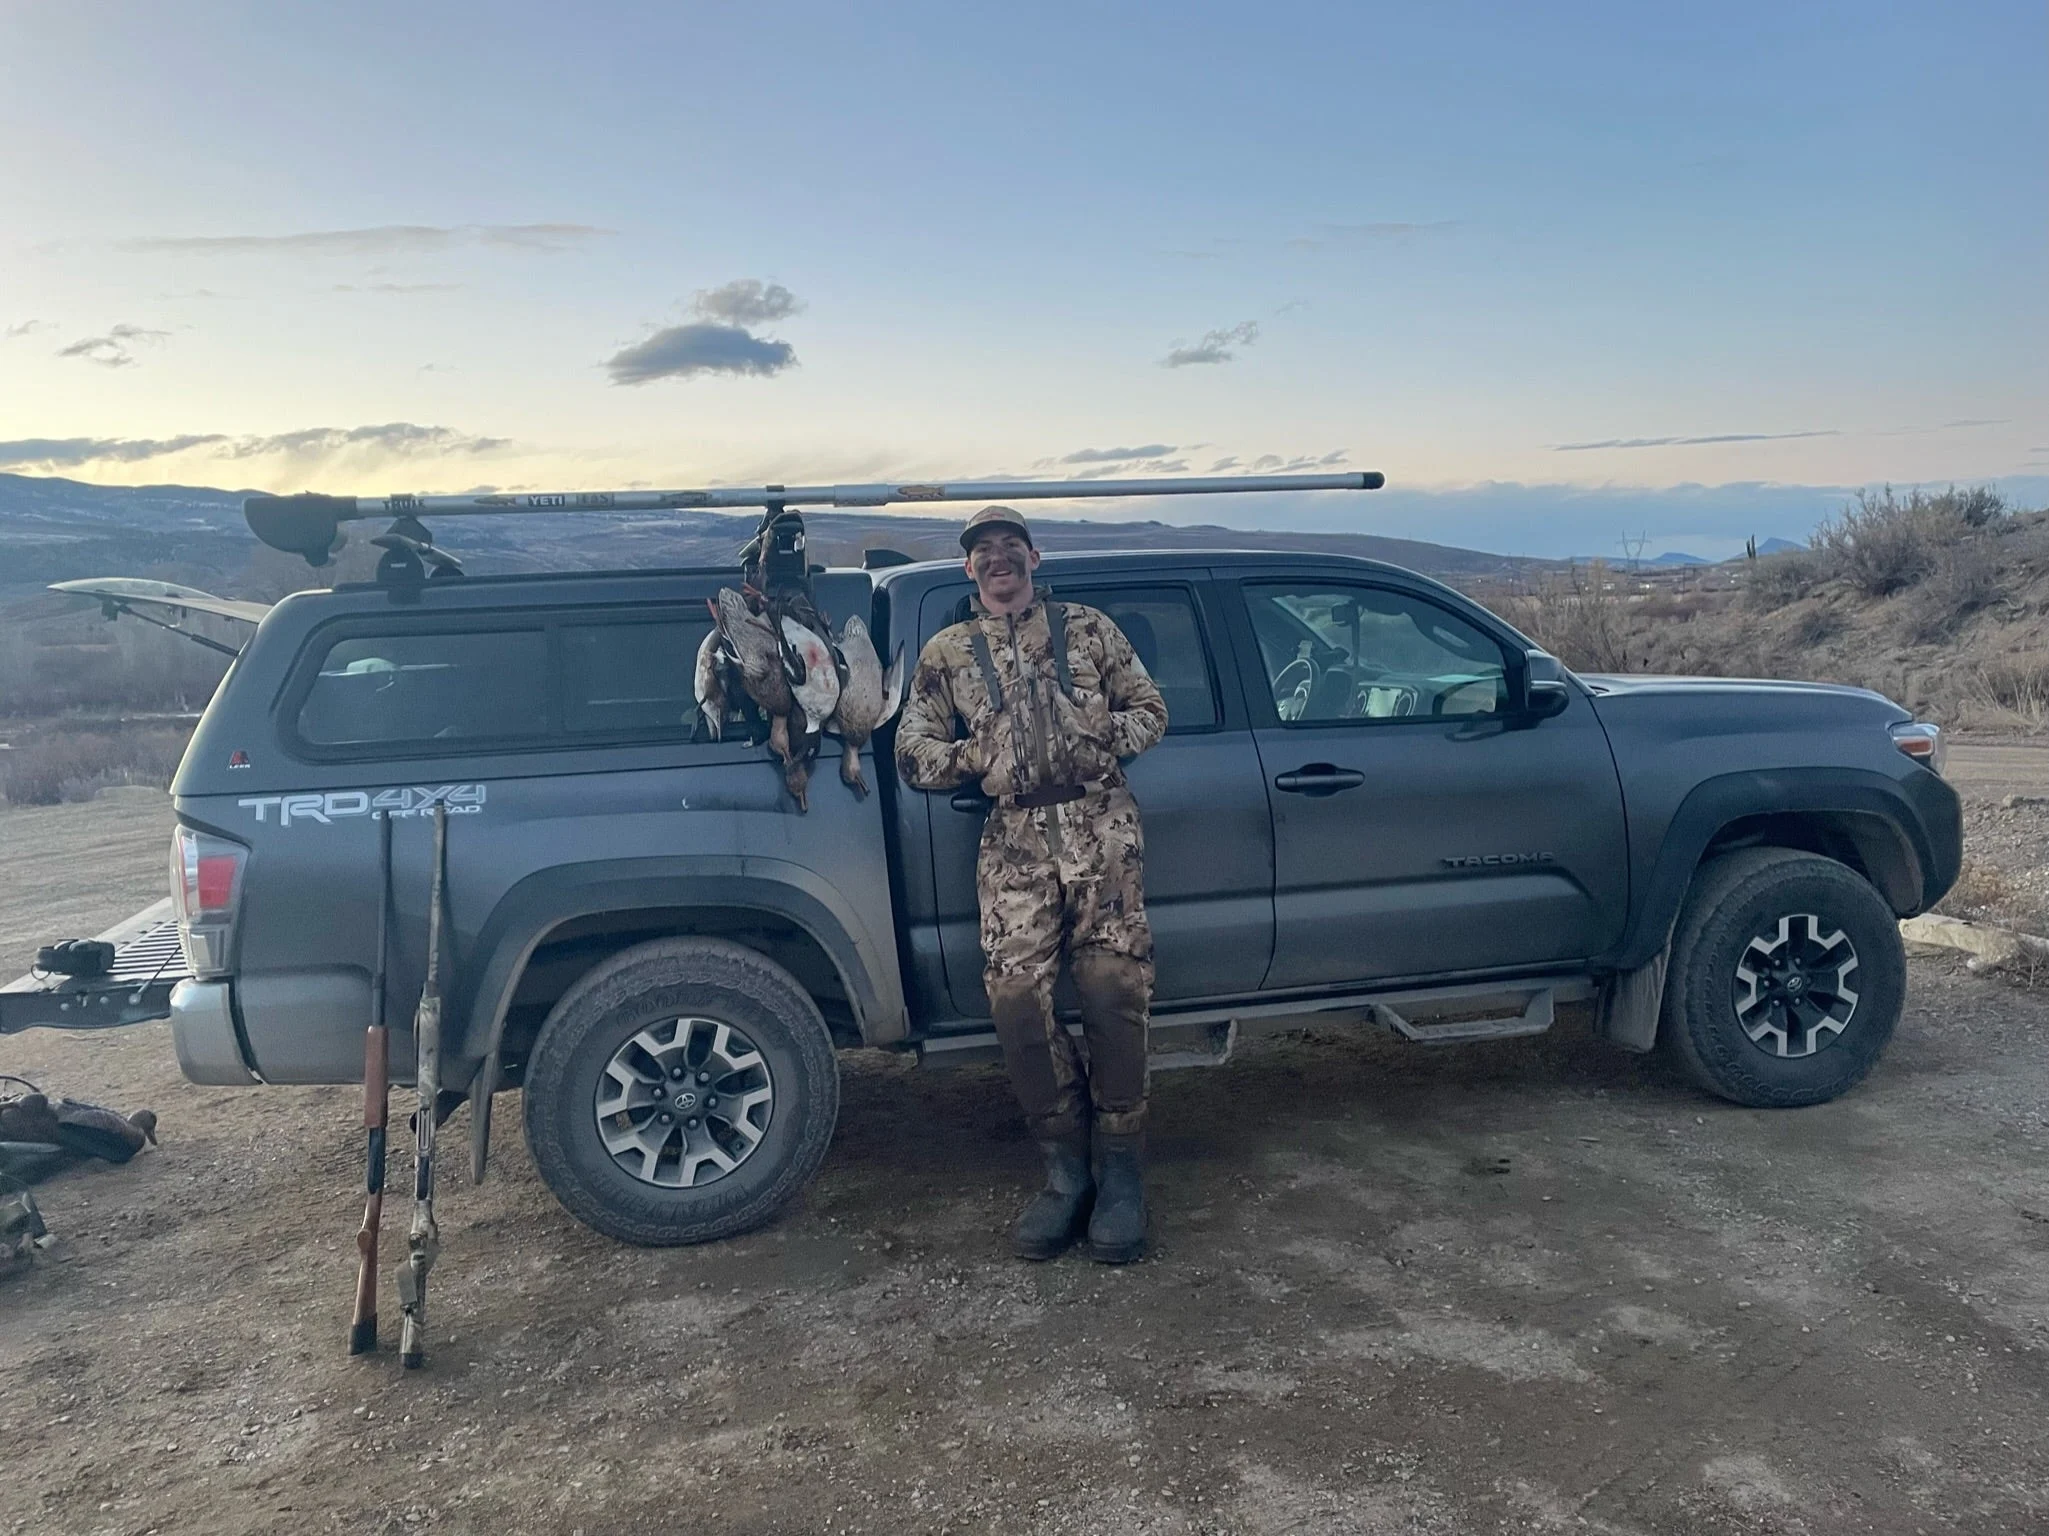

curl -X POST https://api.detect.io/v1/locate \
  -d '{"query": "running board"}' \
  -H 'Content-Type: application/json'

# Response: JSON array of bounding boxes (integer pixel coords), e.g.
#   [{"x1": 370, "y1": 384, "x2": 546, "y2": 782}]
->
[
  {"x1": 913, "y1": 976, "x2": 1584, "y2": 1069},
  {"x1": 914, "y1": 1016, "x2": 1239, "y2": 1072},
  {"x1": 1372, "y1": 986, "x2": 1554, "y2": 1045}
]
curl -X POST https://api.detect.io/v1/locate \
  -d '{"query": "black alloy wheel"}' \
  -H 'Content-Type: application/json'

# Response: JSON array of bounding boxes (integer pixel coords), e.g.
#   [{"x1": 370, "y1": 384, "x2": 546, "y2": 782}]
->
[
  {"x1": 523, "y1": 937, "x2": 839, "y2": 1246},
  {"x1": 1659, "y1": 848, "x2": 1905, "y2": 1108}
]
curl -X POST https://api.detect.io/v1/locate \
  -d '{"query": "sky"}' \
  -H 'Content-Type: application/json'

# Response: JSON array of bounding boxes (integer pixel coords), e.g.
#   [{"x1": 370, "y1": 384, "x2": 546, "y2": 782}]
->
[{"x1": 2, "y1": 0, "x2": 2044, "y2": 559}]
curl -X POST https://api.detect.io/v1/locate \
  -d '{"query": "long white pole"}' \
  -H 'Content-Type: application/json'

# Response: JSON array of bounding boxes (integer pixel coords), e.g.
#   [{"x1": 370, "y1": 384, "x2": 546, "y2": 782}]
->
[
  {"x1": 245, "y1": 471, "x2": 1383, "y2": 561},
  {"x1": 260, "y1": 470, "x2": 1380, "y2": 519}
]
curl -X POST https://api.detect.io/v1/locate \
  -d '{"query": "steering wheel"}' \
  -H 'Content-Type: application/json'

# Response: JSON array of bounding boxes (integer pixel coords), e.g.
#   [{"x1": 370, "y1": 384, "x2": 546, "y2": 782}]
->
[{"x1": 1272, "y1": 657, "x2": 1317, "y2": 722}]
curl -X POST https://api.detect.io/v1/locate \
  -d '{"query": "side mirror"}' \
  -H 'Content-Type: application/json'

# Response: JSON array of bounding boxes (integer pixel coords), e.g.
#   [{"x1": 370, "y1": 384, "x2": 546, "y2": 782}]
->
[{"x1": 1524, "y1": 678, "x2": 1572, "y2": 720}]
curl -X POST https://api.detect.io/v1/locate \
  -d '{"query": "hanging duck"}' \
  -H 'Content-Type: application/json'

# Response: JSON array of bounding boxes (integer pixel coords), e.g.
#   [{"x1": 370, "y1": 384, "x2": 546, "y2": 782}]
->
[
  {"x1": 777, "y1": 614, "x2": 840, "y2": 811},
  {"x1": 824, "y1": 615, "x2": 907, "y2": 797},
  {"x1": 713, "y1": 587, "x2": 796, "y2": 765},
  {"x1": 692, "y1": 624, "x2": 729, "y2": 741}
]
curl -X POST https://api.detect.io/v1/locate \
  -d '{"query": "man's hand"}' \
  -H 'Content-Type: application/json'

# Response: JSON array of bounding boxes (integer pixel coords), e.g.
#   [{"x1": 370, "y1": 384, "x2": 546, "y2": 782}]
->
[{"x1": 968, "y1": 713, "x2": 1020, "y2": 798}]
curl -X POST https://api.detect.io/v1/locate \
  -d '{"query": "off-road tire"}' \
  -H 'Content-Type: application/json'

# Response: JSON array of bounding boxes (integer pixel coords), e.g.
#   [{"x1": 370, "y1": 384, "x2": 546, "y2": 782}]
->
[
  {"x1": 1659, "y1": 848, "x2": 1905, "y2": 1108},
  {"x1": 522, "y1": 937, "x2": 838, "y2": 1246}
]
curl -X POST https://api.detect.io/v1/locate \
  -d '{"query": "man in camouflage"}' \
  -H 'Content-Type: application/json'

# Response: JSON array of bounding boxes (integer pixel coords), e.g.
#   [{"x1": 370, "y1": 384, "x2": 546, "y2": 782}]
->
[{"x1": 896, "y1": 506, "x2": 1169, "y2": 1262}]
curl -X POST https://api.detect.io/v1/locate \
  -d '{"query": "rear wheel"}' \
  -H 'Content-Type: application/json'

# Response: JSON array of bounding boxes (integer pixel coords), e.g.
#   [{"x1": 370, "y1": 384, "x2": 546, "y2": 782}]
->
[
  {"x1": 522, "y1": 937, "x2": 838, "y2": 1245},
  {"x1": 1659, "y1": 848, "x2": 1905, "y2": 1107}
]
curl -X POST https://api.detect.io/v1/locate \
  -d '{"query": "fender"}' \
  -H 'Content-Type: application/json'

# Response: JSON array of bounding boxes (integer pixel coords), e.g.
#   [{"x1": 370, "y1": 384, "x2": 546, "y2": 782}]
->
[
  {"x1": 1600, "y1": 766, "x2": 1957, "y2": 973},
  {"x1": 453, "y1": 855, "x2": 908, "y2": 1071},
  {"x1": 452, "y1": 855, "x2": 907, "y2": 1182}
]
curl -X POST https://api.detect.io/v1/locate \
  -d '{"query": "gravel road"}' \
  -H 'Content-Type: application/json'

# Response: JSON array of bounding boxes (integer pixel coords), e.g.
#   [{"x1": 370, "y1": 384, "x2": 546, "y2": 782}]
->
[{"x1": 3, "y1": 754, "x2": 2047, "y2": 1535}]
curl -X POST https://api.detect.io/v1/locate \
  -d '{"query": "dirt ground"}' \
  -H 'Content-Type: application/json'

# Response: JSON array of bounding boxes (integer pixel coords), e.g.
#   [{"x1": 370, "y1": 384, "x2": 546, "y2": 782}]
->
[
  {"x1": 0, "y1": 790, "x2": 173, "y2": 978},
  {"x1": 4, "y1": 753, "x2": 2049, "y2": 1535}
]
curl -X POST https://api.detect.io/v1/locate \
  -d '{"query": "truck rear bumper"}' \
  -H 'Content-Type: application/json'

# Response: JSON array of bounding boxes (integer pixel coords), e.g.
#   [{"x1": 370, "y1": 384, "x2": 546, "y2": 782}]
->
[{"x1": 170, "y1": 979, "x2": 261, "y2": 1085}]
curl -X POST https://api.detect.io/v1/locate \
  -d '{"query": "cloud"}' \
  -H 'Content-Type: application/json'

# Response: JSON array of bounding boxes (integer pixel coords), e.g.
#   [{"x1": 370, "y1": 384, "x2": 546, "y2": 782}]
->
[
  {"x1": 122, "y1": 223, "x2": 608, "y2": 256},
  {"x1": 606, "y1": 322, "x2": 797, "y2": 384},
  {"x1": 1073, "y1": 458, "x2": 1189, "y2": 479},
  {"x1": 604, "y1": 278, "x2": 807, "y2": 386},
  {"x1": 4, "y1": 319, "x2": 52, "y2": 340},
  {"x1": 220, "y1": 423, "x2": 509, "y2": 459},
  {"x1": 0, "y1": 422, "x2": 508, "y2": 472},
  {"x1": 1161, "y1": 321, "x2": 1259, "y2": 368},
  {"x1": 1061, "y1": 444, "x2": 1178, "y2": 464},
  {"x1": 0, "y1": 434, "x2": 230, "y2": 468},
  {"x1": 56, "y1": 323, "x2": 169, "y2": 368},
  {"x1": 1288, "y1": 220, "x2": 1457, "y2": 250},
  {"x1": 690, "y1": 279, "x2": 803, "y2": 326},
  {"x1": 1245, "y1": 449, "x2": 1350, "y2": 472},
  {"x1": 333, "y1": 281, "x2": 462, "y2": 294},
  {"x1": 1208, "y1": 456, "x2": 1241, "y2": 472},
  {"x1": 1555, "y1": 430, "x2": 1840, "y2": 451}
]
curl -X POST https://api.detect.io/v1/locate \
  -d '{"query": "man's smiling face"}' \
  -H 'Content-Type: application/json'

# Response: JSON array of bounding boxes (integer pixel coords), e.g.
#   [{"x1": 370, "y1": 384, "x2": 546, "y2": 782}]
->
[{"x1": 966, "y1": 528, "x2": 1040, "y2": 612}]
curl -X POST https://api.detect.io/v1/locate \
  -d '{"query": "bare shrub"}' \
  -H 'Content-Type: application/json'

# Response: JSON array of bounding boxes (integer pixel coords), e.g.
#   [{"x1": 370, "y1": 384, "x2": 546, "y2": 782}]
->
[
  {"x1": 1943, "y1": 485, "x2": 2009, "y2": 527},
  {"x1": 1499, "y1": 561, "x2": 1640, "y2": 673},
  {"x1": 1899, "y1": 542, "x2": 2003, "y2": 645},
  {"x1": 1965, "y1": 653, "x2": 2049, "y2": 734},
  {"x1": 0, "y1": 725, "x2": 191, "y2": 807},
  {"x1": 1815, "y1": 485, "x2": 2005, "y2": 599},
  {"x1": 0, "y1": 611, "x2": 230, "y2": 717},
  {"x1": 1742, "y1": 549, "x2": 1823, "y2": 612},
  {"x1": 1787, "y1": 605, "x2": 1840, "y2": 647}
]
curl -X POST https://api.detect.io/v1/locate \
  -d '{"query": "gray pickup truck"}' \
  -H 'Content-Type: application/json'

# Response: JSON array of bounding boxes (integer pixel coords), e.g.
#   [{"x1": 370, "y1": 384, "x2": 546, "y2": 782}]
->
[{"x1": 5, "y1": 527, "x2": 1962, "y2": 1247}]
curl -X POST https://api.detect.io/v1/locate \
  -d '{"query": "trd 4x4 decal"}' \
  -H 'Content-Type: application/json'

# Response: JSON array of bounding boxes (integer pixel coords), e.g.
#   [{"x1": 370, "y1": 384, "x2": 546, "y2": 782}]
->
[{"x1": 238, "y1": 784, "x2": 488, "y2": 827}]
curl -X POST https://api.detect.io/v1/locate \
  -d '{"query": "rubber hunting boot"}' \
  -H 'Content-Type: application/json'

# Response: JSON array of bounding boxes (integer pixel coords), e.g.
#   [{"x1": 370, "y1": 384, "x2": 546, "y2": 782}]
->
[
  {"x1": 1086, "y1": 1131, "x2": 1148, "y2": 1263},
  {"x1": 1011, "y1": 1131, "x2": 1095, "y2": 1260}
]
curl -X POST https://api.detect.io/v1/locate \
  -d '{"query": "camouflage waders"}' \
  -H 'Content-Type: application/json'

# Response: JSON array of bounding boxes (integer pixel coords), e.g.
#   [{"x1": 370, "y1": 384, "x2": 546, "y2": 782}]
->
[
  {"x1": 980, "y1": 780, "x2": 1153, "y2": 1136},
  {"x1": 896, "y1": 593, "x2": 1169, "y2": 1139}
]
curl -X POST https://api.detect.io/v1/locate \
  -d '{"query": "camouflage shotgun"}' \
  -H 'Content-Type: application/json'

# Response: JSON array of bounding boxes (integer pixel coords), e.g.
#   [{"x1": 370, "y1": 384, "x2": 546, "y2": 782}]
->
[{"x1": 397, "y1": 804, "x2": 448, "y2": 1369}]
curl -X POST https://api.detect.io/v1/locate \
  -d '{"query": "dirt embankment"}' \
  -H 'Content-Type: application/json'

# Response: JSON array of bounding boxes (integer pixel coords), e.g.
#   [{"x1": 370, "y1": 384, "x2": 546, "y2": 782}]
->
[{"x1": 4, "y1": 764, "x2": 2048, "y2": 1535}]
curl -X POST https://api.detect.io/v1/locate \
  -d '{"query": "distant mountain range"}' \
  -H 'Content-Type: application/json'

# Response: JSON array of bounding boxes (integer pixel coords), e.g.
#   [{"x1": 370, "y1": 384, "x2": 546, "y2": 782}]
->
[
  {"x1": 0, "y1": 470, "x2": 1562, "y2": 596},
  {"x1": 1572, "y1": 536, "x2": 1805, "y2": 567}
]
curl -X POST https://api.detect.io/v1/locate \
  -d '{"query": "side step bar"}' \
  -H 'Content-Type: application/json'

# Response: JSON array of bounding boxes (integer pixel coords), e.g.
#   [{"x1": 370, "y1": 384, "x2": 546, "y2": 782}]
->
[
  {"x1": 1373, "y1": 986, "x2": 1554, "y2": 1044},
  {"x1": 914, "y1": 976, "x2": 1587, "y2": 1070}
]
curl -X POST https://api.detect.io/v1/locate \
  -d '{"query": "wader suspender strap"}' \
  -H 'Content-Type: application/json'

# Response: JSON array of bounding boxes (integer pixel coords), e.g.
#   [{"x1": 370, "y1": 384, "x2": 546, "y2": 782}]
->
[
  {"x1": 968, "y1": 629, "x2": 1004, "y2": 712},
  {"x1": 1043, "y1": 601, "x2": 1076, "y2": 700},
  {"x1": 965, "y1": 602, "x2": 1074, "y2": 714}
]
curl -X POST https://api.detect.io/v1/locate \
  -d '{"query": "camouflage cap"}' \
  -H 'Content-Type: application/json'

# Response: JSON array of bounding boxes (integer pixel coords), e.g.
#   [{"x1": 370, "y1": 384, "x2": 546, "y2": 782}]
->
[{"x1": 959, "y1": 504, "x2": 1033, "y2": 552}]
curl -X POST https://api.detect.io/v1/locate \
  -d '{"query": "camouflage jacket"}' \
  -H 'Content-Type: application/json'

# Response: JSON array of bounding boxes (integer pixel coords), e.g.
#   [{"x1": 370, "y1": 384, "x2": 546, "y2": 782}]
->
[{"x1": 896, "y1": 593, "x2": 1169, "y2": 799}]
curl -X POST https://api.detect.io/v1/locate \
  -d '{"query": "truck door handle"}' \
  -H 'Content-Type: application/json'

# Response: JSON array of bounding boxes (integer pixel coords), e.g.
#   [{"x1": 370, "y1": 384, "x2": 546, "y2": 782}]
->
[
  {"x1": 950, "y1": 789, "x2": 993, "y2": 813},
  {"x1": 1273, "y1": 764, "x2": 1365, "y2": 796}
]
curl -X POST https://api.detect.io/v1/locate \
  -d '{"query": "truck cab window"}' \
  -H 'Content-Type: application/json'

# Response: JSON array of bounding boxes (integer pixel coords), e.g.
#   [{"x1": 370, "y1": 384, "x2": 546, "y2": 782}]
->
[
  {"x1": 1057, "y1": 586, "x2": 1220, "y2": 732},
  {"x1": 1244, "y1": 583, "x2": 1508, "y2": 723},
  {"x1": 561, "y1": 618, "x2": 711, "y2": 736}
]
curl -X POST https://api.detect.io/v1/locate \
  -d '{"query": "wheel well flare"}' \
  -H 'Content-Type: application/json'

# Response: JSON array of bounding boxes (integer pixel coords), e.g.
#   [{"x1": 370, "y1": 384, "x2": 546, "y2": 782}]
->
[
  {"x1": 1702, "y1": 811, "x2": 1922, "y2": 914},
  {"x1": 496, "y1": 907, "x2": 860, "y2": 1072}
]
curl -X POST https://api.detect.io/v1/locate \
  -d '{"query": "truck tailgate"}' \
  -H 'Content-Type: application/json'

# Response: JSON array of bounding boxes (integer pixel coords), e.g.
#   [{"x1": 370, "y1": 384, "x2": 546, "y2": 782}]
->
[{"x1": 0, "y1": 899, "x2": 188, "y2": 1034}]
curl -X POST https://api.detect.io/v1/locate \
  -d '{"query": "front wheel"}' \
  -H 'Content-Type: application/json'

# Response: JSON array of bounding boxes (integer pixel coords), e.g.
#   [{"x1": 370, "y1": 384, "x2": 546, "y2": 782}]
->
[
  {"x1": 1659, "y1": 848, "x2": 1906, "y2": 1107},
  {"x1": 522, "y1": 937, "x2": 839, "y2": 1245}
]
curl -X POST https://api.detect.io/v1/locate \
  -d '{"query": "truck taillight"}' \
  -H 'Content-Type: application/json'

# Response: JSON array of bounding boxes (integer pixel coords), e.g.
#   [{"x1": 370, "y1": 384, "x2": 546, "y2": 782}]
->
[{"x1": 171, "y1": 825, "x2": 246, "y2": 977}]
